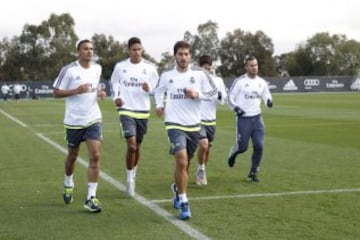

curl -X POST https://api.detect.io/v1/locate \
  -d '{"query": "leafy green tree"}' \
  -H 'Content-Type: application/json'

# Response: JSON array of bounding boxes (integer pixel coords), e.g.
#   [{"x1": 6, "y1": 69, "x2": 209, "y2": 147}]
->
[
  {"x1": 0, "y1": 13, "x2": 78, "y2": 81},
  {"x1": 333, "y1": 39, "x2": 360, "y2": 76},
  {"x1": 284, "y1": 32, "x2": 360, "y2": 76},
  {"x1": 19, "y1": 21, "x2": 51, "y2": 80},
  {"x1": 22, "y1": 13, "x2": 77, "y2": 80},
  {"x1": 3, "y1": 13, "x2": 360, "y2": 81},
  {"x1": 91, "y1": 34, "x2": 127, "y2": 80},
  {"x1": 0, "y1": 38, "x2": 8, "y2": 67},
  {"x1": 183, "y1": 20, "x2": 220, "y2": 64},
  {"x1": 157, "y1": 51, "x2": 175, "y2": 74},
  {"x1": 252, "y1": 31, "x2": 276, "y2": 77},
  {"x1": 218, "y1": 29, "x2": 276, "y2": 77},
  {"x1": 284, "y1": 47, "x2": 314, "y2": 76},
  {"x1": 273, "y1": 54, "x2": 290, "y2": 77},
  {"x1": 0, "y1": 36, "x2": 24, "y2": 81},
  {"x1": 92, "y1": 34, "x2": 158, "y2": 80},
  {"x1": 47, "y1": 13, "x2": 78, "y2": 79},
  {"x1": 306, "y1": 32, "x2": 338, "y2": 75}
]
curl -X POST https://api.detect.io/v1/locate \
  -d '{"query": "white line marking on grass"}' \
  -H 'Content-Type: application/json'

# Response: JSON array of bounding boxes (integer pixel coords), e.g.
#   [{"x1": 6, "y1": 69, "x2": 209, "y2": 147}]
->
[
  {"x1": 1, "y1": 109, "x2": 210, "y2": 240},
  {"x1": 151, "y1": 188, "x2": 360, "y2": 203},
  {"x1": 0, "y1": 109, "x2": 27, "y2": 127},
  {"x1": 39, "y1": 133, "x2": 210, "y2": 240}
]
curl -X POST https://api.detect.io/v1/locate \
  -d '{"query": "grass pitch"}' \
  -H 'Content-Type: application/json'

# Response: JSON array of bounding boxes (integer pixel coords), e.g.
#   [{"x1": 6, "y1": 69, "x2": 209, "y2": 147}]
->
[{"x1": 0, "y1": 92, "x2": 359, "y2": 240}]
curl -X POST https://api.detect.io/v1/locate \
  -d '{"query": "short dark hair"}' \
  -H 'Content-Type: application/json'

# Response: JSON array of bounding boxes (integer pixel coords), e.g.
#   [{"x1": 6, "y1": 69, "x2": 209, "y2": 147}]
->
[
  {"x1": 77, "y1": 39, "x2": 92, "y2": 51},
  {"x1": 128, "y1": 37, "x2": 142, "y2": 48},
  {"x1": 244, "y1": 56, "x2": 257, "y2": 64},
  {"x1": 199, "y1": 55, "x2": 212, "y2": 66},
  {"x1": 173, "y1": 41, "x2": 191, "y2": 55}
]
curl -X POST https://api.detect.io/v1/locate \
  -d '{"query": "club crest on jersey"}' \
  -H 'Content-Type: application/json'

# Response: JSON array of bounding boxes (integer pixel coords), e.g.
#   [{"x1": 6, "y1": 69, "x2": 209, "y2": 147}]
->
[
  {"x1": 189, "y1": 77, "x2": 195, "y2": 84},
  {"x1": 169, "y1": 79, "x2": 173, "y2": 84},
  {"x1": 75, "y1": 76, "x2": 81, "y2": 81},
  {"x1": 142, "y1": 69, "x2": 147, "y2": 75},
  {"x1": 122, "y1": 69, "x2": 127, "y2": 73}
]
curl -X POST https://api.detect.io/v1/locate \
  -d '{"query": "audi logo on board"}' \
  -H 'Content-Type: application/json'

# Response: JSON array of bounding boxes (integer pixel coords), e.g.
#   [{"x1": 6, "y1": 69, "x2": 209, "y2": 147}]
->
[{"x1": 304, "y1": 79, "x2": 320, "y2": 86}]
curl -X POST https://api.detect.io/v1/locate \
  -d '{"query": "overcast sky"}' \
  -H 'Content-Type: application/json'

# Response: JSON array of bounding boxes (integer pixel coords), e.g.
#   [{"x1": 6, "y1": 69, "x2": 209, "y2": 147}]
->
[{"x1": 1, "y1": 0, "x2": 359, "y2": 61}]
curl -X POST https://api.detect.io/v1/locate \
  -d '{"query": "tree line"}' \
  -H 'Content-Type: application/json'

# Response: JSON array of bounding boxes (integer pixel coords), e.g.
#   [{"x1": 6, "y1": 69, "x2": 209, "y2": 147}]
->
[{"x1": 1, "y1": 13, "x2": 360, "y2": 82}]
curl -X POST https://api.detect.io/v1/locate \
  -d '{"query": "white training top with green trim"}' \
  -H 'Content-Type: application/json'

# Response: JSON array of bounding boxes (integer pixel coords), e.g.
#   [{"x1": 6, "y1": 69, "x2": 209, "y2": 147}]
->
[
  {"x1": 110, "y1": 58, "x2": 159, "y2": 117},
  {"x1": 154, "y1": 66, "x2": 217, "y2": 129}
]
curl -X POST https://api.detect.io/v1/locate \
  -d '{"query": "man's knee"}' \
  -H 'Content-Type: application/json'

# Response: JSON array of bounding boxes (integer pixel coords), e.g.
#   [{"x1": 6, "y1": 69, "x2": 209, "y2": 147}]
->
[
  {"x1": 253, "y1": 144, "x2": 263, "y2": 153},
  {"x1": 88, "y1": 148, "x2": 100, "y2": 163},
  {"x1": 237, "y1": 142, "x2": 248, "y2": 153},
  {"x1": 175, "y1": 150, "x2": 188, "y2": 168},
  {"x1": 127, "y1": 144, "x2": 137, "y2": 153},
  {"x1": 253, "y1": 139, "x2": 264, "y2": 151},
  {"x1": 67, "y1": 147, "x2": 79, "y2": 161},
  {"x1": 199, "y1": 139, "x2": 209, "y2": 151}
]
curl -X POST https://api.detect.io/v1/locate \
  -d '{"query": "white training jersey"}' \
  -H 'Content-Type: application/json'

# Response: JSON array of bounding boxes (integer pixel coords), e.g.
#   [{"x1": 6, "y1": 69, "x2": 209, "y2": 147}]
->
[
  {"x1": 13, "y1": 84, "x2": 21, "y2": 94},
  {"x1": 154, "y1": 66, "x2": 217, "y2": 131},
  {"x1": 1, "y1": 85, "x2": 9, "y2": 94},
  {"x1": 200, "y1": 75, "x2": 227, "y2": 124},
  {"x1": 110, "y1": 58, "x2": 159, "y2": 119},
  {"x1": 53, "y1": 60, "x2": 102, "y2": 128},
  {"x1": 227, "y1": 74, "x2": 272, "y2": 117}
]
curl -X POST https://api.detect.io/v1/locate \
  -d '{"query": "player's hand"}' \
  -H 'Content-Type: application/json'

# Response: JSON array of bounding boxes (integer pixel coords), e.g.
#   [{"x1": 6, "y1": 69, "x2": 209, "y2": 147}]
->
[
  {"x1": 97, "y1": 90, "x2": 106, "y2": 100},
  {"x1": 142, "y1": 82, "x2": 150, "y2": 92},
  {"x1": 155, "y1": 107, "x2": 164, "y2": 117},
  {"x1": 76, "y1": 83, "x2": 91, "y2": 94},
  {"x1": 114, "y1": 98, "x2": 123, "y2": 107},
  {"x1": 184, "y1": 88, "x2": 199, "y2": 99},
  {"x1": 217, "y1": 91, "x2": 222, "y2": 101},
  {"x1": 234, "y1": 106, "x2": 245, "y2": 116},
  {"x1": 267, "y1": 99, "x2": 273, "y2": 108},
  {"x1": 97, "y1": 86, "x2": 106, "y2": 100}
]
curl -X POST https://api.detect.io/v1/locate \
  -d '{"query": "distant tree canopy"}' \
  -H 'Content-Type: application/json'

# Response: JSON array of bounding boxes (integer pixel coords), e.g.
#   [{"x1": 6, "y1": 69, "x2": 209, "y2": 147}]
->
[
  {"x1": 0, "y1": 13, "x2": 77, "y2": 81},
  {"x1": 91, "y1": 34, "x2": 127, "y2": 80},
  {"x1": 217, "y1": 29, "x2": 276, "y2": 78},
  {"x1": 1, "y1": 13, "x2": 360, "y2": 81},
  {"x1": 184, "y1": 20, "x2": 221, "y2": 64},
  {"x1": 278, "y1": 33, "x2": 360, "y2": 76}
]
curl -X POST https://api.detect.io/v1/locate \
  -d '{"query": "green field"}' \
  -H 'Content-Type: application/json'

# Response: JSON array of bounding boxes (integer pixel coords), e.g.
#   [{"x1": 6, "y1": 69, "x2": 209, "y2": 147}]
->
[{"x1": 1, "y1": 92, "x2": 359, "y2": 240}]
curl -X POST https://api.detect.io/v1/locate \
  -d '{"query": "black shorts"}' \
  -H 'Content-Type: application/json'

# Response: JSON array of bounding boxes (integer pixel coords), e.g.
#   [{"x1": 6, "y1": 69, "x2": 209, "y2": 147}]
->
[
  {"x1": 167, "y1": 129, "x2": 200, "y2": 159},
  {"x1": 66, "y1": 122, "x2": 102, "y2": 148},
  {"x1": 199, "y1": 125, "x2": 216, "y2": 142},
  {"x1": 119, "y1": 115, "x2": 148, "y2": 144}
]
